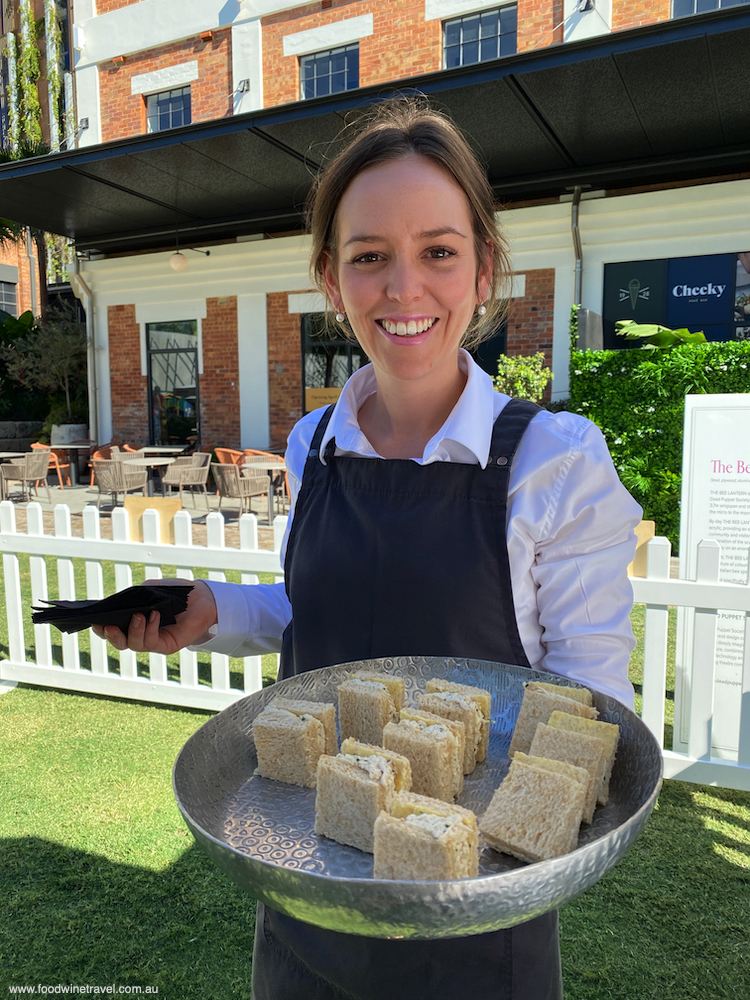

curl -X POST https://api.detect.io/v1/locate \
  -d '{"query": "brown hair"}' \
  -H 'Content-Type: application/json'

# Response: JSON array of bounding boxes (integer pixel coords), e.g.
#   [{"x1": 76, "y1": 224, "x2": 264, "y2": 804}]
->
[{"x1": 307, "y1": 98, "x2": 511, "y2": 350}]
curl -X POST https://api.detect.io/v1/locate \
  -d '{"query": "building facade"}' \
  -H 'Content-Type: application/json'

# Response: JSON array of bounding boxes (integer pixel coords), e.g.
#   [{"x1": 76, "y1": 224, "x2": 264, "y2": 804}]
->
[{"x1": 1, "y1": 0, "x2": 748, "y2": 449}]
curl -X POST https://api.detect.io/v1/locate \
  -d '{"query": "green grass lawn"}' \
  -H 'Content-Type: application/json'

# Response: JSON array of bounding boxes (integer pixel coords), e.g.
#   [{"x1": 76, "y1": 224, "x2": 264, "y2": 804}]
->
[{"x1": 1, "y1": 591, "x2": 748, "y2": 997}]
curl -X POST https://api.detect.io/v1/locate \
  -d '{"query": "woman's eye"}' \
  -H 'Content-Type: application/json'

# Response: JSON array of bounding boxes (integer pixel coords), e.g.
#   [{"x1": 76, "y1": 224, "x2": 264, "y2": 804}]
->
[
  {"x1": 352, "y1": 252, "x2": 382, "y2": 264},
  {"x1": 426, "y1": 247, "x2": 456, "y2": 259}
]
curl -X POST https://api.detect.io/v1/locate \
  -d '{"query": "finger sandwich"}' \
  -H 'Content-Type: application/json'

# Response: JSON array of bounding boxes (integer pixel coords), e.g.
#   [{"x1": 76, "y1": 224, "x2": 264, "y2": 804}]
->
[
  {"x1": 418, "y1": 691, "x2": 483, "y2": 774},
  {"x1": 340, "y1": 738, "x2": 413, "y2": 792},
  {"x1": 382, "y1": 716, "x2": 460, "y2": 803},
  {"x1": 352, "y1": 671, "x2": 405, "y2": 711},
  {"x1": 425, "y1": 679, "x2": 492, "y2": 762},
  {"x1": 338, "y1": 678, "x2": 398, "y2": 746},
  {"x1": 315, "y1": 751, "x2": 397, "y2": 853},
  {"x1": 399, "y1": 708, "x2": 465, "y2": 797},
  {"x1": 271, "y1": 697, "x2": 338, "y2": 757},
  {"x1": 373, "y1": 792, "x2": 479, "y2": 880},
  {"x1": 509, "y1": 681, "x2": 598, "y2": 756},
  {"x1": 479, "y1": 755, "x2": 587, "y2": 863},
  {"x1": 546, "y1": 711, "x2": 620, "y2": 806},
  {"x1": 253, "y1": 706, "x2": 326, "y2": 788},
  {"x1": 528, "y1": 722, "x2": 608, "y2": 823}
]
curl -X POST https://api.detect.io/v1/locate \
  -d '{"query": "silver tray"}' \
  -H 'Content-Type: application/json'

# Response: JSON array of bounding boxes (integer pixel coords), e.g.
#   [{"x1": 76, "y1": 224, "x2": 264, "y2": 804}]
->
[{"x1": 173, "y1": 656, "x2": 662, "y2": 939}]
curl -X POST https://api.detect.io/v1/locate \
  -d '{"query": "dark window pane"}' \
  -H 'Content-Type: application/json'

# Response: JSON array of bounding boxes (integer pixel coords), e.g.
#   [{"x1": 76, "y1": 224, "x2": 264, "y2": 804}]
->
[
  {"x1": 480, "y1": 11, "x2": 499, "y2": 34},
  {"x1": 672, "y1": 0, "x2": 694, "y2": 13},
  {"x1": 444, "y1": 22, "x2": 461, "y2": 46},
  {"x1": 463, "y1": 39, "x2": 480, "y2": 64},
  {"x1": 500, "y1": 32, "x2": 517, "y2": 57},
  {"x1": 500, "y1": 6, "x2": 517, "y2": 32},
  {"x1": 696, "y1": 0, "x2": 717, "y2": 9},
  {"x1": 462, "y1": 17, "x2": 480, "y2": 43},
  {"x1": 445, "y1": 44, "x2": 461, "y2": 68},
  {"x1": 481, "y1": 37, "x2": 499, "y2": 61},
  {"x1": 444, "y1": 6, "x2": 517, "y2": 68}
]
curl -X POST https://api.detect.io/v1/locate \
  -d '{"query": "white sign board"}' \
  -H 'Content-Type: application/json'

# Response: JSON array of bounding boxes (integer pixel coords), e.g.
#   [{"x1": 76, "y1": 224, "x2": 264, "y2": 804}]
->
[{"x1": 676, "y1": 394, "x2": 750, "y2": 758}]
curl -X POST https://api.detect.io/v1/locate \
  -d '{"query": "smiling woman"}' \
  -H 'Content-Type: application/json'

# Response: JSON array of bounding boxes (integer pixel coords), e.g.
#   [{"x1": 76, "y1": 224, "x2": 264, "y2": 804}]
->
[{"x1": 95, "y1": 98, "x2": 643, "y2": 1000}]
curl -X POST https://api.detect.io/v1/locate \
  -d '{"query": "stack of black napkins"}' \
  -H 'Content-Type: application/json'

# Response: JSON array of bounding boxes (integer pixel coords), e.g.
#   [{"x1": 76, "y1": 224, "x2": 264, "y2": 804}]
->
[{"x1": 31, "y1": 584, "x2": 194, "y2": 634}]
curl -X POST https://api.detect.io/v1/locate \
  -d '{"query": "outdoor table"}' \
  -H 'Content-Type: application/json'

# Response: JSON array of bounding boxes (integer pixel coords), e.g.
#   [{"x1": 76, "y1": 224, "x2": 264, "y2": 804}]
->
[
  {"x1": 0, "y1": 452, "x2": 26, "y2": 460},
  {"x1": 56, "y1": 442, "x2": 96, "y2": 486},
  {"x1": 141, "y1": 445, "x2": 187, "y2": 455},
  {"x1": 242, "y1": 458, "x2": 287, "y2": 518},
  {"x1": 124, "y1": 456, "x2": 175, "y2": 497}
]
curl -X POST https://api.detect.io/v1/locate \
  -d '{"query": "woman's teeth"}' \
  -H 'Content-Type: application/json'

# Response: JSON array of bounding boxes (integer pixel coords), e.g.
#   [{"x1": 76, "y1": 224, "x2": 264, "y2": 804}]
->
[{"x1": 381, "y1": 318, "x2": 437, "y2": 337}]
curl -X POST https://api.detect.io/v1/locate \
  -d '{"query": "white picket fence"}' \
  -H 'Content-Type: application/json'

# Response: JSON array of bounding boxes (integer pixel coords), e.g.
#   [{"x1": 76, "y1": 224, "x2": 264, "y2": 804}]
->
[
  {"x1": 2, "y1": 502, "x2": 750, "y2": 789},
  {"x1": 0, "y1": 501, "x2": 286, "y2": 712}
]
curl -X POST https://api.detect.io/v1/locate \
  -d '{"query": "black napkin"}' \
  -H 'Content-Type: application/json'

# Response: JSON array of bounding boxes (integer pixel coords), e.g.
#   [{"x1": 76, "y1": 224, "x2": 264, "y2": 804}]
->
[{"x1": 31, "y1": 584, "x2": 194, "y2": 634}]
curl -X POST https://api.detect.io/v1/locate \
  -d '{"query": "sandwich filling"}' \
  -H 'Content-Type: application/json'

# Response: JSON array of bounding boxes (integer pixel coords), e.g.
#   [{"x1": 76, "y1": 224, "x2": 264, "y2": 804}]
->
[
  {"x1": 404, "y1": 812, "x2": 462, "y2": 840},
  {"x1": 337, "y1": 752, "x2": 392, "y2": 784},
  {"x1": 399, "y1": 718, "x2": 452, "y2": 740}
]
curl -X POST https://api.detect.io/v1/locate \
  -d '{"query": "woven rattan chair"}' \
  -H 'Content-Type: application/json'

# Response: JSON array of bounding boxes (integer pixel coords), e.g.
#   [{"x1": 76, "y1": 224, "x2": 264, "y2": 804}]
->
[
  {"x1": 214, "y1": 447, "x2": 244, "y2": 466},
  {"x1": 0, "y1": 451, "x2": 52, "y2": 503},
  {"x1": 92, "y1": 458, "x2": 148, "y2": 508},
  {"x1": 212, "y1": 462, "x2": 270, "y2": 517},
  {"x1": 31, "y1": 442, "x2": 71, "y2": 489},
  {"x1": 162, "y1": 454, "x2": 211, "y2": 508}
]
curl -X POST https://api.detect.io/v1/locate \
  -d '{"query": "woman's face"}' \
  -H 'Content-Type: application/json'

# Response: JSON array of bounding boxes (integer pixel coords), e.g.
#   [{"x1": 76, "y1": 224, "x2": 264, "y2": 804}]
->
[{"x1": 323, "y1": 155, "x2": 489, "y2": 389}]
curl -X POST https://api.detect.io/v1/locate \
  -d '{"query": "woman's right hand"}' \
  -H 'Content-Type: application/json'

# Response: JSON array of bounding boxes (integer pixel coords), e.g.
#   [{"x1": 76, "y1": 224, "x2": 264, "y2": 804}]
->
[{"x1": 91, "y1": 579, "x2": 218, "y2": 656}]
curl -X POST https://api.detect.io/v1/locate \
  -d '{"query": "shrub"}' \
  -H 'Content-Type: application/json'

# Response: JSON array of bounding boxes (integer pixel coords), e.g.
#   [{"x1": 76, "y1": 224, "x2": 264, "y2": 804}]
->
[
  {"x1": 569, "y1": 342, "x2": 750, "y2": 549},
  {"x1": 493, "y1": 352, "x2": 553, "y2": 403}
]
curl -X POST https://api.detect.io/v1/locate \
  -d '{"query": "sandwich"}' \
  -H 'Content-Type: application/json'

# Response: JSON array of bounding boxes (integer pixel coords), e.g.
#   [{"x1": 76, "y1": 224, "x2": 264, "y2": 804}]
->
[
  {"x1": 509, "y1": 681, "x2": 598, "y2": 756},
  {"x1": 314, "y1": 751, "x2": 397, "y2": 853},
  {"x1": 252, "y1": 706, "x2": 326, "y2": 788},
  {"x1": 533, "y1": 681, "x2": 593, "y2": 707},
  {"x1": 546, "y1": 711, "x2": 620, "y2": 805},
  {"x1": 338, "y1": 678, "x2": 399, "y2": 746},
  {"x1": 271, "y1": 697, "x2": 338, "y2": 757},
  {"x1": 340, "y1": 738, "x2": 413, "y2": 792},
  {"x1": 425, "y1": 678, "x2": 492, "y2": 762},
  {"x1": 352, "y1": 670, "x2": 405, "y2": 711},
  {"x1": 373, "y1": 791, "x2": 479, "y2": 880},
  {"x1": 382, "y1": 716, "x2": 460, "y2": 803},
  {"x1": 479, "y1": 755, "x2": 587, "y2": 863},
  {"x1": 527, "y1": 722, "x2": 608, "y2": 823},
  {"x1": 399, "y1": 708, "x2": 464, "y2": 797},
  {"x1": 417, "y1": 691, "x2": 483, "y2": 774}
]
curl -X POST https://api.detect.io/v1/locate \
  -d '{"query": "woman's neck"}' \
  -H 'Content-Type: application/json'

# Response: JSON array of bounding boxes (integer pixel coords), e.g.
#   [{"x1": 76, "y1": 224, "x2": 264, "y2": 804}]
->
[{"x1": 357, "y1": 359, "x2": 467, "y2": 460}]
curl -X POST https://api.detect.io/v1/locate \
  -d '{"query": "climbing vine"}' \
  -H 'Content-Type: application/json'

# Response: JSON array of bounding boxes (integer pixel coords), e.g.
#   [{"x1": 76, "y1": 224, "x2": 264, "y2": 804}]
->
[
  {"x1": 3, "y1": 32, "x2": 20, "y2": 150},
  {"x1": 44, "y1": 0, "x2": 63, "y2": 150},
  {"x1": 17, "y1": 0, "x2": 43, "y2": 145}
]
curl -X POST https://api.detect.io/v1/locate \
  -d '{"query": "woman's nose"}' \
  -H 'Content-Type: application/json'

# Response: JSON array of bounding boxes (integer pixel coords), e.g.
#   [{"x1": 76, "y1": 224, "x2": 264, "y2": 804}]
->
[{"x1": 386, "y1": 259, "x2": 423, "y2": 303}]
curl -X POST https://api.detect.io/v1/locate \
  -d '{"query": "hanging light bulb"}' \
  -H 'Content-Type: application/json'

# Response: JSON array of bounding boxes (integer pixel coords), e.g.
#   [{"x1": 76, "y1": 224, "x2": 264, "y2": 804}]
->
[{"x1": 169, "y1": 251, "x2": 188, "y2": 272}]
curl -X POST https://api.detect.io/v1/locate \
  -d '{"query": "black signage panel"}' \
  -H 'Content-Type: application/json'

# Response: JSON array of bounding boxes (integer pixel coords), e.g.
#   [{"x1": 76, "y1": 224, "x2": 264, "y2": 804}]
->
[
  {"x1": 602, "y1": 259, "x2": 668, "y2": 350},
  {"x1": 666, "y1": 254, "x2": 735, "y2": 329}
]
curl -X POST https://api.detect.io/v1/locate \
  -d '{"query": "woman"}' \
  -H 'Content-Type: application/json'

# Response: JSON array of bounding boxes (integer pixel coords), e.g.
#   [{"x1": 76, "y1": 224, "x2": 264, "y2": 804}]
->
[{"x1": 97, "y1": 101, "x2": 641, "y2": 999}]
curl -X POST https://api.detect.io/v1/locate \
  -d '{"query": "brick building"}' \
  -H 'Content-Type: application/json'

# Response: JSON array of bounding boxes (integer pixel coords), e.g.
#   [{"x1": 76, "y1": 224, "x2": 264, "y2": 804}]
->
[{"x1": 1, "y1": 0, "x2": 748, "y2": 448}]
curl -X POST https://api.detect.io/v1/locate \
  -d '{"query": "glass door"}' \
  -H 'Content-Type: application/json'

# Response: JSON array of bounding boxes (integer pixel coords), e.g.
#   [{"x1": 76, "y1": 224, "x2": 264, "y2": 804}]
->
[
  {"x1": 301, "y1": 313, "x2": 368, "y2": 413},
  {"x1": 146, "y1": 320, "x2": 200, "y2": 447}
]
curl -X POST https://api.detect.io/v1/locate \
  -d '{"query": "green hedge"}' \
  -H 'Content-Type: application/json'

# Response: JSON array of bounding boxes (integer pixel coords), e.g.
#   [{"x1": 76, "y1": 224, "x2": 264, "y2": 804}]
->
[{"x1": 569, "y1": 342, "x2": 750, "y2": 550}]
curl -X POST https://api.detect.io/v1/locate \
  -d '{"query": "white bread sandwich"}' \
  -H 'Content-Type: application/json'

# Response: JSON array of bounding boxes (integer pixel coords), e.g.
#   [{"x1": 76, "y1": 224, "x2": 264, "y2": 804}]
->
[
  {"x1": 425, "y1": 679, "x2": 492, "y2": 762},
  {"x1": 399, "y1": 708, "x2": 464, "y2": 797},
  {"x1": 271, "y1": 697, "x2": 338, "y2": 757},
  {"x1": 373, "y1": 791, "x2": 479, "y2": 880},
  {"x1": 528, "y1": 722, "x2": 608, "y2": 823},
  {"x1": 508, "y1": 681, "x2": 598, "y2": 756},
  {"x1": 479, "y1": 755, "x2": 587, "y2": 863},
  {"x1": 338, "y1": 678, "x2": 398, "y2": 746},
  {"x1": 417, "y1": 691, "x2": 483, "y2": 774},
  {"x1": 382, "y1": 716, "x2": 460, "y2": 803},
  {"x1": 340, "y1": 738, "x2": 412, "y2": 792},
  {"x1": 546, "y1": 711, "x2": 620, "y2": 806},
  {"x1": 533, "y1": 681, "x2": 593, "y2": 707},
  {"x1": 253, "y1": 706, "x2": 326, "y2": 788},
  {"x1": 314, "y1": 752, "x2": 397, "y2": 853},
  {"x1": 352, "y1": 671, "x2": 405, "y2": 711}
]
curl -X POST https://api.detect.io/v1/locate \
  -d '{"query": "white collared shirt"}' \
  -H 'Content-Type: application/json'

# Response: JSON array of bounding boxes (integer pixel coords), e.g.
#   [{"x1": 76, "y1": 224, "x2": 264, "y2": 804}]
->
[{"x1": 199, "y1": 351, "x2": 642, "y2": 707}]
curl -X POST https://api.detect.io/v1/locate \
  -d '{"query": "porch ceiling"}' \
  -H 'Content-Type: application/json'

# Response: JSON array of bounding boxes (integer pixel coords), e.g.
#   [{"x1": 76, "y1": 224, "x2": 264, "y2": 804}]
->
[{"x1": 0, "y1": 8, "x2": 748, "y2": 255}]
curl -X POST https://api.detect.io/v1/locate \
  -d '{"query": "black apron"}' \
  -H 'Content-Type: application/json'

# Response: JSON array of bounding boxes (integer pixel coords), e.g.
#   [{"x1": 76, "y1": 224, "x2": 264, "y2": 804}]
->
[{"x1": 253, "y1": 398, "x2": 563, "y2": 1000}]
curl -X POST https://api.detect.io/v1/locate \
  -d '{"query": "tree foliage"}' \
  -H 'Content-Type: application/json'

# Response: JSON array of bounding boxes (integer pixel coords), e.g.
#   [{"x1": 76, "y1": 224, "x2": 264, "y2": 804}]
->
[{"x1": 493, "y1": 351, "x2": 554, "y2": 403}]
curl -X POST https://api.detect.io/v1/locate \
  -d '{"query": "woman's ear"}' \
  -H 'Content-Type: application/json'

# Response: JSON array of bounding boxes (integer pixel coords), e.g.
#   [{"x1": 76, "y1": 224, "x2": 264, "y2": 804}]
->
[
  {"x1": 321, "y1": 252, "x2": 342, "y2": 313},
  {"x1": 477, "y1": 241, "x2": 494, "y2": 306}
]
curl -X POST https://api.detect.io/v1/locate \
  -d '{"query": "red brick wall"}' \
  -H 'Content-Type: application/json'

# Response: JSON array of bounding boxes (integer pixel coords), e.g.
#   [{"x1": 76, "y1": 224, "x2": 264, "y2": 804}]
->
[
  {"x1": 612, "y1": 0, "x2": 671, "y2": 30},
  {"x1": 95, "y1": 0, "x2": 143, "y2": 13},
  {"x1": 98, "y1": 29, "x2": 232, "y2": 142},
  {"x1": 108, "y1": 303, "x2": 149, "y2": 444},
  {"x1": 505, "y1": 268, "x2": 555, "y2": 361},
  {"x1": 0, "y1": 240, "x2": 38, "y2": 317},
  {"x1": 267, "y1": 292, "x2": 305, "y2": 448},
  {"x1": 262, "y1": 0, "x2": 441, "y2": 108},
  {"x1": 517, "y1": 0, "x2": 564, "y2": 53},
  {"x1": 200, "y1": 296, "x2": 241, "y2": 452}
]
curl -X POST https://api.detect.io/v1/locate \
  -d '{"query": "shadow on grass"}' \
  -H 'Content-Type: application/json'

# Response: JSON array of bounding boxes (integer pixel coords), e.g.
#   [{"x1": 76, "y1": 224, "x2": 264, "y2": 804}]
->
[
  {"x1": 1, "y1": 838, "x2": 256, "y2": 998},
  {"x1": 560, "y1": 780, "x2": 750, "y2": 1000}
]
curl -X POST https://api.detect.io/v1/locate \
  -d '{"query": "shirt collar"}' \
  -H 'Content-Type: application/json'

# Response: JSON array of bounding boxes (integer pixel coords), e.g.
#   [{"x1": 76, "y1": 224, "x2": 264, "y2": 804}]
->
[{"x1": 319, "y1": 349, "x2": 497, "y2": 468}]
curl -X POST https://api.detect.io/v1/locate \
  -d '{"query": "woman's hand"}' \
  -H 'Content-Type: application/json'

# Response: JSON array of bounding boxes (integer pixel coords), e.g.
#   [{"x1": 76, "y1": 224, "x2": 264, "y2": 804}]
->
[{"x1": 91, "y1": 579, "x2": 218, "y2": 656}]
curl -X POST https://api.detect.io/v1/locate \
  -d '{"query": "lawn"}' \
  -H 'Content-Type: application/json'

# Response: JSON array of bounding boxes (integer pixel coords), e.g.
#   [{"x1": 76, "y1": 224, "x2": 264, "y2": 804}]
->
[{"x1": 1, "y1": 597, "x2": 748, "y2": 998}]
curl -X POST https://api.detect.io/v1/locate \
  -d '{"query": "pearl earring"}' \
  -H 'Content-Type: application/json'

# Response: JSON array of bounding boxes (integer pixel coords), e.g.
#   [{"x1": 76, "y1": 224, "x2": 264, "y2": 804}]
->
[
  {"x1": 477, "y1": 303, "x2": 487, "y2": 317},
  {"x1": 335, "y1": 311, "x2": 345, "y2": 323}
]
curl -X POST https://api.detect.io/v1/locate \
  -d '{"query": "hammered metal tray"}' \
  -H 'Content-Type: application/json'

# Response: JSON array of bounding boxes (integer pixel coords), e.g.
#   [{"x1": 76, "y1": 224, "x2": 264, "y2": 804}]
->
[{"x1": 173, "y1": 656, "x2": 662, "y2": 939}]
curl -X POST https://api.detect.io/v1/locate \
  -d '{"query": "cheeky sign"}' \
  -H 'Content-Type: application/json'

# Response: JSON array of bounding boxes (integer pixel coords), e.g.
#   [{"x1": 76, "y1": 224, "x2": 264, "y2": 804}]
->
[{"x1": 675, "y1": 394, "x2": 750, "y2": 760}]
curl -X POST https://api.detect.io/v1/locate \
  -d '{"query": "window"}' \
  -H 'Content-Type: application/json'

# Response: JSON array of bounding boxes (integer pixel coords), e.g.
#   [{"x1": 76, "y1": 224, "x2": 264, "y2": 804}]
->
[
  {"x1": 444, "y1": 6, "x2": 517, "y2": 69},
  {"x1": 673, "y1": 0, "x2": 748, "y2": 15},
  {"x1": 146, "y1": 86, "x2": 191, "y2": 133},
  {"x1": 0, "y1": 281, "x2": 17, "y2": 317},
  {"x1": 302, "y1": 314, "x2": 367, "y2": 412},
  {"x1": 300, "y1": 44, "x2": 359, "y2": 100},
  {"x1": 146, "y1": 320, "x2": 199, "y2": 446}
]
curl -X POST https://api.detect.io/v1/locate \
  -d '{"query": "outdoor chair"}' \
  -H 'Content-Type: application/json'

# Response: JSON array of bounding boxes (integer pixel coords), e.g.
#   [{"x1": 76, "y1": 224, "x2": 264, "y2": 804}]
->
[
  {"x1": 211, "y1": 462, "x2": 270, "y2": 517},
  {"x1": 162, "y1": 454, "x2": 211, "y2": 508},
  {"x1": 0, "y1": 451, "x2": 52, "y2": 503},
  {"x1": 91, "y1": 458, "x2": 148, "y2": 508},
  {"x1": 31, "y1": 442, "x2": 71, "y2": 489},
  {"x1": 242, "y1": 448, "x2": 289, "y2": 511},
  {"x1": 214, "y1": 447, "x2": 244, "y2": 465}
]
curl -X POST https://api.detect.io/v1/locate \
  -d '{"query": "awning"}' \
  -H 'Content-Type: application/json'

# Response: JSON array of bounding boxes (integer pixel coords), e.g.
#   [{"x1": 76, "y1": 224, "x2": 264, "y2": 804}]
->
[{"x1": 0, "y1": 8, "x2": 748, "y2": 256}]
